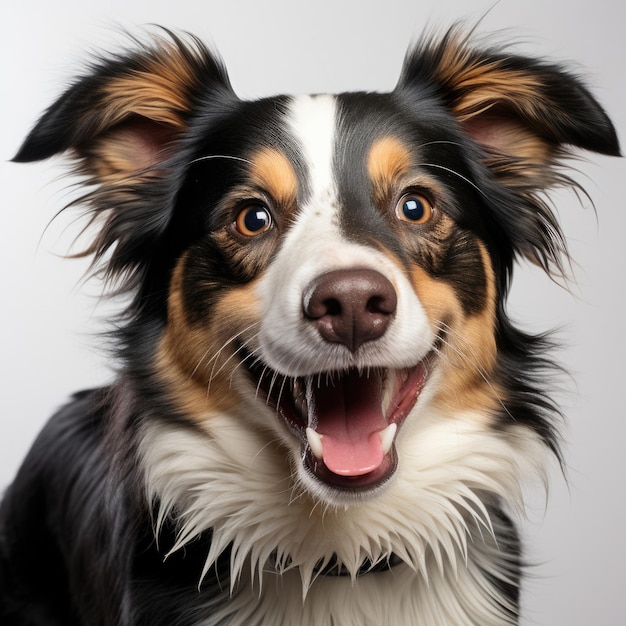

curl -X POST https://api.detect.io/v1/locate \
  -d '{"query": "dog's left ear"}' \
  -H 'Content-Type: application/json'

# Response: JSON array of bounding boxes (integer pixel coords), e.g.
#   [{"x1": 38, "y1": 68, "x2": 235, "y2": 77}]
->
[{"x1": 398, "y1": 28, "x2": 620, "y2": 169}]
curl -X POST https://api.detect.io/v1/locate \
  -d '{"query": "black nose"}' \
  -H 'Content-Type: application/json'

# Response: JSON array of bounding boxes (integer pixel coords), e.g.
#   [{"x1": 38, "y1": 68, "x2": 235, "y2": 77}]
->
[{"x1": 302, "y1": 268, "x2": 397, "y2": 352}]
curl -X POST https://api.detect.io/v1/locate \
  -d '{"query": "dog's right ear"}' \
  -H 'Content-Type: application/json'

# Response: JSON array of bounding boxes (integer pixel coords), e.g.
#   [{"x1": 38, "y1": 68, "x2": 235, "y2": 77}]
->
[
  {"x1": 13, "y1": 31, "x2": 234, "y2": 287},
  {"x1": 13, "y1": 31, "x2": 232, "y2": 178}
]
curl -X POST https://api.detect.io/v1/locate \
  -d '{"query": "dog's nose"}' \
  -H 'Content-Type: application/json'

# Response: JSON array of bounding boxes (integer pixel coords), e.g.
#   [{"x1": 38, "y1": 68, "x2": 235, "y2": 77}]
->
[{"x1": 303, "y1": 269, "x2": 397, "y2": 352}]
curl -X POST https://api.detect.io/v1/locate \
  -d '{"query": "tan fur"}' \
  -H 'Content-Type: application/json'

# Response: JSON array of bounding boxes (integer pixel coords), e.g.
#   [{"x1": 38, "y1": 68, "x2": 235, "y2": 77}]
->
[
  {"x1": 248, "y1": 148, "x2": 299, "y2": 208},
  {"x1": 430, "y1": 32, "x2": 557, "y2": 164},
  {"x1": 88, "y1": 121, "x2": 177, "y2": 179},
  {"x1": 432, "y1": 32, "x2": 543, "y2": 118},
  {"x1": 411, "y1": 241, "x2": 501, "y2": 418},
  {"x1": 367, "y1": 137, "x2": 414, "y2": 203},
  {"x1": 157, "y1": 253, "x2": 262, "y2": 422},
  {"x1": 102, "y1": 41, "x2": 202, "y2": 130}
]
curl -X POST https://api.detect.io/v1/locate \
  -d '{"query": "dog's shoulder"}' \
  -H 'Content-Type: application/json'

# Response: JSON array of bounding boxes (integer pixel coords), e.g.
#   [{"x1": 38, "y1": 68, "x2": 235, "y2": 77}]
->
[
  {"x1": 0, "y1": 388, "x2": 119, "y2": 624},
  {"x1": 1, "y1": 388, "x2": 112, "y2": 513}
]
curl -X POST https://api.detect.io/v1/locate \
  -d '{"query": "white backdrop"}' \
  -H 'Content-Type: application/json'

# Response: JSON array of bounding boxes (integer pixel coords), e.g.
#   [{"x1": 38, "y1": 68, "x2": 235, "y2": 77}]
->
[{"x1": 1, "y1": 1, "x2": 624, "y2": 624}]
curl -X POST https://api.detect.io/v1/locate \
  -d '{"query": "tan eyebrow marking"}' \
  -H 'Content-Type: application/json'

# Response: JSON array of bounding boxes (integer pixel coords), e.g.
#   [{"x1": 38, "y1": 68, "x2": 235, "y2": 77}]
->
[
  {"x1": 367, "y1": 136, "x2": 413, "y2": 202},
  {"x1": 248, "y1": 147, "x2": 299, "y2": 205}
]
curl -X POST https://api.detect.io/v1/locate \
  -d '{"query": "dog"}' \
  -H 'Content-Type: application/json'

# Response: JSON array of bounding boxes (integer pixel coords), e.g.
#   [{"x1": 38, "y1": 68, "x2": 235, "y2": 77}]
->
[{"x1": 0, "y1": 25, "x2": 619, "y2": 625}]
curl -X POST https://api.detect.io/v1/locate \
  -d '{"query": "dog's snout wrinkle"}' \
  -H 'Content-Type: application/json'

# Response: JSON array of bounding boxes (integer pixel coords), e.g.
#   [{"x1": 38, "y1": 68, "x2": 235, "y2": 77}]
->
[{"x1": 303, "y1": 269, "x2": 397, "y2": 352}]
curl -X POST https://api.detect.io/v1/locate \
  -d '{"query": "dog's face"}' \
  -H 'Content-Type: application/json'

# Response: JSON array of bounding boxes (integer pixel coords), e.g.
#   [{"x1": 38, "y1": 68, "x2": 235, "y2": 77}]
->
[
  {"x1": 156, "y1": 90, "x2": 501, "y2": 504},
  {"x1": 15, "y1": 29, "x2": 618, "y2": 519}
]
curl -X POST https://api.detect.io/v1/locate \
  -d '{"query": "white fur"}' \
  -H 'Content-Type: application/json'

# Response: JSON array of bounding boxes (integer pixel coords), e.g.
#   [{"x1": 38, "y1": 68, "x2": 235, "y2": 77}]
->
[{"x1": 140, "y1": 397, "x2": 547, "y2": 625}]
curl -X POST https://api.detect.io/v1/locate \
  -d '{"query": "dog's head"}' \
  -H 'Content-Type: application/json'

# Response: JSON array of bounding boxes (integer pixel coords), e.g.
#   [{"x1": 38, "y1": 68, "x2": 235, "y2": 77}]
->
[{"x1": 16, "y1": 28, "x2": 618, "y2": 513}]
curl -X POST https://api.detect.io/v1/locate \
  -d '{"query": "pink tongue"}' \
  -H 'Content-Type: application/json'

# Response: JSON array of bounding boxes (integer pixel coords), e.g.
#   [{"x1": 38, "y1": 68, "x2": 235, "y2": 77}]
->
[{"x1": 310, "y1": 370, "x2": 387, "y2": 477}]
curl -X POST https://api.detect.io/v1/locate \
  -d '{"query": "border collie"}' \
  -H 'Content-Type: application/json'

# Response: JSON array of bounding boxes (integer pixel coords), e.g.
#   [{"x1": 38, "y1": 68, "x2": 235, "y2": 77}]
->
[{"x1": 0, "y1": 25, "x2": 619, "y2": 625}]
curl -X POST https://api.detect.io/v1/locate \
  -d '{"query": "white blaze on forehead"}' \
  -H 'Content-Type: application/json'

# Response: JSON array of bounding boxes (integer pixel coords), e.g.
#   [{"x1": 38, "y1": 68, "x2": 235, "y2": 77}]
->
[
  {"x1": 263, "y1": 94, "x2": 350, "y2": 293},
  {"x1": 286, "y1": 94, "x2": 338, "y2": 200}
]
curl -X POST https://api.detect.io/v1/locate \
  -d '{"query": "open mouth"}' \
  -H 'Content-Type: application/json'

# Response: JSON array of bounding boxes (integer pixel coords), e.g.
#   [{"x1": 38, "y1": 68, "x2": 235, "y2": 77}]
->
[{"x1": 245, "y1": 354, "x2": 433, "y2": 492}]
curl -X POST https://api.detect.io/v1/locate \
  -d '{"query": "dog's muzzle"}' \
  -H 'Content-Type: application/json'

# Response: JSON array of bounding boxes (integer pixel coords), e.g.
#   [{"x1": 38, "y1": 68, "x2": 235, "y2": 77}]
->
[{"x1": 245, "y1": 268, "x2": 433, "y2": 495}]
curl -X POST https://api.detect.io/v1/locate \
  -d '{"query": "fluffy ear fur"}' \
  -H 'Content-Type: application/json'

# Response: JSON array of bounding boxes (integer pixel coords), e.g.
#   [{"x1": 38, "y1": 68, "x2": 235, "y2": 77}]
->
[
  {"x1": 396, "y1": 27, "x2": 620, "y2": 276},
  {"x1": 398, "y1": 27, "x2": 620, "y2": 162},
  {"x1": 13, "y1": 31, "x2": 232, "y2": 168},
  {"x1": 12, "y1": 32, "x2": 234, "y2": 287}
]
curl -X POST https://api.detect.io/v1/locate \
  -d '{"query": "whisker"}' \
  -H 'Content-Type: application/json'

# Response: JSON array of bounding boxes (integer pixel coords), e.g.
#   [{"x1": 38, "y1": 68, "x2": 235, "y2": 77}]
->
[
  {"x1": 204, "y1": 323, "x2": 261, "y2": 396},
  {"x1": 207, "y1": 332, "x2": 254, "y2": 383},
  {"x1": 226, "y1": 340, "x2": 263, "y2": 389},
  {"x1": 255, "y1": 366, "x2": 271, "y2": 401},
  {"x1": 275, "y1": 375, "x2": 290, "y2": 414},
  {"x1": 218, "y1": 346, "x2": 259, "y2": 396},
  {"x1": 421, "y1": 163, "x2": 487, "y2": 198},
  {"x1": 265, "y1": 368, "x2": 282, "y2": 407},
  {"x1": 417, "y1": 140, "x2": 466, "y2": 150},
  {"x1": 188, "y1": 154, "x2": 254, "y2": 167},
  {"x1": 193, "y1": 321, "x2": 260, "y2": 379}
]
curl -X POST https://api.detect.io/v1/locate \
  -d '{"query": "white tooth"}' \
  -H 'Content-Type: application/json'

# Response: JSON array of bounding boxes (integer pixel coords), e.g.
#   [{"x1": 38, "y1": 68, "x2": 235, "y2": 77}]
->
[
  {"x1": 306, "y1": 427, "x2": 324, "y2": 460},
  {"x1": 379, "y1": 423, "x2": 397, "y2": 456},
  {"x1": 381, "y1": 372, "x2": 393, "y2": 416}
]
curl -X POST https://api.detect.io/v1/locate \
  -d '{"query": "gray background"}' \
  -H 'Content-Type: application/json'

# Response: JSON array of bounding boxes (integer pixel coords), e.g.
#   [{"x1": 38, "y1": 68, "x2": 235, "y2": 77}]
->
[{"x1": 1, "y1": 1, "x2": 624, "y2": 624}]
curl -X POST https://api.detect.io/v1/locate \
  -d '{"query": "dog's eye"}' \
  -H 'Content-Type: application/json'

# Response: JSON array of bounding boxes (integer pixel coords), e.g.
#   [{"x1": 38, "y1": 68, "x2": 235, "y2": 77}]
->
[
  {"x1": 235, "y1": 205, "x2": 273, "y2": 237},
  {"x1": 395, "y1": 193, "x2": 434, "y2": 225}
]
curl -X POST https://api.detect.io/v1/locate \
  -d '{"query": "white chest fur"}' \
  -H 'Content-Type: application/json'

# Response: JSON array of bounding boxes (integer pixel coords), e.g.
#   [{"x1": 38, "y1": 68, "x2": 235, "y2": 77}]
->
[{"x1": 139, "y1": 407, "x2": 545, "y2": 625}]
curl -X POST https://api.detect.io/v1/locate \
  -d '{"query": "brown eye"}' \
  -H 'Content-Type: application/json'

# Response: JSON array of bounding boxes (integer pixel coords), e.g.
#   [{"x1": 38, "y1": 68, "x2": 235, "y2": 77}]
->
[
  {"x1": 395, "y1": 193, "x2": 434, "y2": 224},
  {"x1": 235, "y1": 205, "x2": 273, "y2": 237}
]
